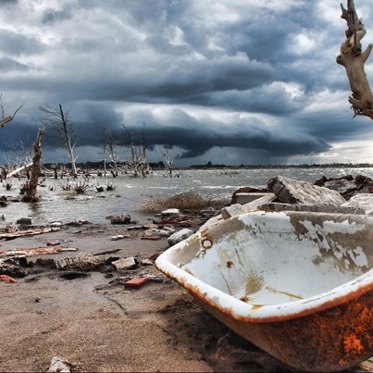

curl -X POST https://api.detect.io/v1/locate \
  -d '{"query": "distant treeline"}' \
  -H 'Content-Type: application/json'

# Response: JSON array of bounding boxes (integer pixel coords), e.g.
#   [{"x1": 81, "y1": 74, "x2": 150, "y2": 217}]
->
[{"x1": 42, "y1": 161, "x2": 373, "y2": 170}]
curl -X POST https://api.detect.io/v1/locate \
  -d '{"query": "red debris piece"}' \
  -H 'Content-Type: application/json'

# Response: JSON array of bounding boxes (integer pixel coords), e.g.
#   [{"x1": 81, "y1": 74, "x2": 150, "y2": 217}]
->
[
  {"x1": 125, "y1": 277, "x2": 149, "y2": 289},
  {"x1": 0, "y1": 274, "x2": 17, "y2": 283}
]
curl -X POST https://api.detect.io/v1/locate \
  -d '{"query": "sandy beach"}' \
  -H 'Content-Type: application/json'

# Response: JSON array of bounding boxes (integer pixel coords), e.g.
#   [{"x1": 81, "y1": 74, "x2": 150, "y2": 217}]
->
[{"x1": 0, "y1": 220, "x2": 290, "y2": 373}]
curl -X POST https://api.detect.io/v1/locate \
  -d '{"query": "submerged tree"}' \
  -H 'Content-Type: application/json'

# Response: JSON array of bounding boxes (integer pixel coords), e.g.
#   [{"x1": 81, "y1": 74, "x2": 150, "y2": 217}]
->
[
  {"x1": 40, "y1": 104, "x2": 78, "y2": 177},
  {"x1": 337, "y1": 0, "x2": 373, "y2": 120}
]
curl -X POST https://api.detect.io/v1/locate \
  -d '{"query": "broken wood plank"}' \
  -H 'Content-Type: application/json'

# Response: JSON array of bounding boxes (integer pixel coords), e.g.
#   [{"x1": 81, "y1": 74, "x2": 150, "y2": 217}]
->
[
  {"x1": 360, "y1": 357, "x2": 373, "y2": 372},
  {"x1": 0, "y1": 226, "x2": 61, "y2": 240},
  {"x1": 0, "y1": 247, "x2": 77, "y2": 258}
]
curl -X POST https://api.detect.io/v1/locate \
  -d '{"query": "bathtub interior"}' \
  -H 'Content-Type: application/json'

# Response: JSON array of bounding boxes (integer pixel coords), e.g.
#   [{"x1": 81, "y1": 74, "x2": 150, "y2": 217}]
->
[{"x1": 169, "y1": 212, "x2": 373, "y2": 306}]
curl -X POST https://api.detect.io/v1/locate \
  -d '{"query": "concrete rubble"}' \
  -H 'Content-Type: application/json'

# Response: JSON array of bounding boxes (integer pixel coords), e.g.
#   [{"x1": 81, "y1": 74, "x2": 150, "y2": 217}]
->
[
  {"x1": 268, "y1": 176, "x2": 346, "y2": 205},
  {"x1": 167, "y1": 228, "x2": 193, "y2": 246}
]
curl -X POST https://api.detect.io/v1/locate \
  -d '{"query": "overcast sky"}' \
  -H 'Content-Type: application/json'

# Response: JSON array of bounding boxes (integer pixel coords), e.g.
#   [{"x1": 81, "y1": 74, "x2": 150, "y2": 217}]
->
[{"x1": 1, "y1": 0, "x2": 373, "y2": 166}]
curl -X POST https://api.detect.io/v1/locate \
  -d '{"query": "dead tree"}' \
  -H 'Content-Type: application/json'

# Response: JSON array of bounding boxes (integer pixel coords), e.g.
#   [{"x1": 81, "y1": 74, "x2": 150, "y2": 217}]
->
[
  {"x1": 40, "y1": 105, "x2": 78, "y2": 177},
  {"x1": 0, "y1": 94, "x2": 22, "y2": 129},
  {"x1": 160, "y1": 146, "x2": 174, "y2": 177},
  {"x1": 337, "y1": 0, "x2": 373, "y2": 119},
  {"x1": 21, "y1": 128, "x2": 44, "y2": 202},
  {"x1": 121, "y1": 125, "x2": 149, "y2": 177},
  {"x1": 105, "y1": 131, "x2": 120, "y2": 178}
]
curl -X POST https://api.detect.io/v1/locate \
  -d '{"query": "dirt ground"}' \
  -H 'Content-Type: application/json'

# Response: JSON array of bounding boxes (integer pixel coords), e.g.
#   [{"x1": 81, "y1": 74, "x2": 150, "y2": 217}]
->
[{"x1": 0, "y1": 221, "x2": 297, "y2": 372}]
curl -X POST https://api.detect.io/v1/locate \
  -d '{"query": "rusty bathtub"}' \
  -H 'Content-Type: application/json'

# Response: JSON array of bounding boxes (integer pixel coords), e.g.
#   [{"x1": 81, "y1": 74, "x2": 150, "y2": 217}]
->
[{"x1": 155, "y1": 211, "x2": 373, "y2": 372}]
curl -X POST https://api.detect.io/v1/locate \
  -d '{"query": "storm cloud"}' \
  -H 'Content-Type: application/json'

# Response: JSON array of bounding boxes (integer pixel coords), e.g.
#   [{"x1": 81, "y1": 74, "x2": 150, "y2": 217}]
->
[{"x1": 1, "y1": 0, "x2": 373, "y2": 165}]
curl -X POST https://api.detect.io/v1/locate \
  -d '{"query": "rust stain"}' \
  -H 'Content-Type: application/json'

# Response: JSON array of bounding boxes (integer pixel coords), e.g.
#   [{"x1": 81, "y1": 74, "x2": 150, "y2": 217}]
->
[
  {"x1": 343, "y1": 334, "x2": 365, "y2": 356},
  {"x1": 226, "y1": 260, "x2": 234, "y2": 269}
]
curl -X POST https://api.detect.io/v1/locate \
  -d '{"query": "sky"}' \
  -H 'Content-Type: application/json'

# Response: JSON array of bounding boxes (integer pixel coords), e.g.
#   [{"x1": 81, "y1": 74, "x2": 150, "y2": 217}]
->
[{"x1": 1, "y1": 0, "x2": 373, "y2": 166}]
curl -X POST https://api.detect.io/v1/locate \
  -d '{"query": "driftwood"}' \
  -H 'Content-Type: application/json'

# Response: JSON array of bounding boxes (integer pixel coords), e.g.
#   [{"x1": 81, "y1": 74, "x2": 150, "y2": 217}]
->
[
  {"x1": 0, "y1": 226, "x2": 61, "y2": 240},
  {"x1": 337, "y1": 0, "x2": 373, "y2": 119},
  {"x1": 6, "y1": 162, "x2": 33, "y2": 179},
  {"x1": 0, "y1": 246, "x2": 77, "y2": 258}
]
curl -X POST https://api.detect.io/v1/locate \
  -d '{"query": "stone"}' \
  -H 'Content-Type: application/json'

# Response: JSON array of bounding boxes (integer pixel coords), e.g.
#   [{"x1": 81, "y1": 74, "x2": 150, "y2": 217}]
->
[
  {"x1": 47, "y1": 240, "x2": 61, "y2": 246},
  {"x1": 112, "y1": 257, "x2": 138, "y2": 271},
  {"x1": 161, "y1": 208, "x2": 181, "y2": 217},
  {"x1": 16, "y1": 217, "x2": 32, "y2": 225},
  {"x1": 141, "y1": 259, "x2": 154, "y2": 266},
  {"x1": 111, "y1": 235, "x2": 130, "y2": 241},
  {"x1": 342, "y1": 193, "x2": 373, "y2": 215},
  {"x1": 268, "y1": 176, "x2": 346, "y2": 205},
  {"x1": 168, "y1": 228, "x2": 193, "y2": 246},
  {"x1": 110, "y1": 214, "x2": 132, "y2": 225}
]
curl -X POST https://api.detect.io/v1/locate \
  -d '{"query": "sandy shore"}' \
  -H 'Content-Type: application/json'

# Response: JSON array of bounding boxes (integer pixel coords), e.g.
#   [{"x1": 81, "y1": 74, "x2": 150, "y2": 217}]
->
[{"x1": 0, "y1": 219, "x2": 294, "y2": 373}]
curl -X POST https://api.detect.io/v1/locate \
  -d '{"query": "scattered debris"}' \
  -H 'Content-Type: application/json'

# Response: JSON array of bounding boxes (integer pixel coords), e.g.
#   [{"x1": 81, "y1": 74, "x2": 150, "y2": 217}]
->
[
  {"x1": 268, "y1": 176, "x2": 346, "y2": 205},
  {"x1": 342, "y1": 193, "x2": 373, "y2": 215},
  {"x1": 168, "y1": 228, "x2": 193, "y2": 246},
  {"x1": 66, "y1": 220, "x2": 89, "y2": 227},
  {"x1": 124, "y1": 277, "x2": 149, "y2": 289},
  {"x1": 47, "y1": 240, "x2": 61, "y2": 246},
  {"x1": 0, "y1": 274, "x2": 17, "y2": 283},
  {"x1": 112, "y1": 257, "x2": 138, "y2": 271},
  {"x1": 0, "y1": 226, "x2": 61, "y2": 240},
  {"x1": 140, "y1": 259, "x2": 154, "y2": 266},
  {"x1": 111, "y1": 234, "x2": 130, "y2": 241},
  {"x1": 93, "y1": 248, "x2": 122, "y2": 256},
  {"x1": 0, "y1": 246, "x2": 77, "y2": 258},
  {"x1": 109, "y1": 214, "x2": 132, "y2": 225},
  {"x1": 161, "y1": 208, "x2": 181, "y2": 218},
  {"x1": 52, "y1": 254, "x2": 110, "y2": 272},
  {"x1": 47, "y1": 356, "x2": 76, "y2": 373},
  {"x1": 16, "y1": 217, "x2": 32, "y2": 225}
]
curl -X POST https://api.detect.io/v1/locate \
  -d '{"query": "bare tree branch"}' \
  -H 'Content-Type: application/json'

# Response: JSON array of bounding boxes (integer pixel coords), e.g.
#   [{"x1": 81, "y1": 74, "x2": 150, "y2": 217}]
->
[
  {"x1": 0, "y1": 94, "x2": 23, "y2": 129},
  {"x1": 40, "y1": 104, "x2": 78, "y2": 177},
  {"x1": 337, "y1": 0, "x2": 373, "y2": 120}
]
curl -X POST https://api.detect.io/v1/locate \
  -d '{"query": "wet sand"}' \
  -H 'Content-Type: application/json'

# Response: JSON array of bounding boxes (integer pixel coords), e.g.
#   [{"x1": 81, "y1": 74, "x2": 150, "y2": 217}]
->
[{"x1": 0, "y1": 222, "x2": 292, "y2": 372}]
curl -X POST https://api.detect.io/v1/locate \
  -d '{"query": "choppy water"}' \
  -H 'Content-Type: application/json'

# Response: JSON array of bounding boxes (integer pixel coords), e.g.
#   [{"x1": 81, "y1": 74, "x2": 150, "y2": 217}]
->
[{"x1": 2, "y1": 167, "x2": 373, "y2": 225}]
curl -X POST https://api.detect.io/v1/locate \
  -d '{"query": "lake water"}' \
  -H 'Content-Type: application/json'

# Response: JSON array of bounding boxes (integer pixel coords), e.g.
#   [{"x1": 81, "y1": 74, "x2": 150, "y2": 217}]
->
[{"x1": 2, "y1": 167, "x2": 373, "y2": 226}]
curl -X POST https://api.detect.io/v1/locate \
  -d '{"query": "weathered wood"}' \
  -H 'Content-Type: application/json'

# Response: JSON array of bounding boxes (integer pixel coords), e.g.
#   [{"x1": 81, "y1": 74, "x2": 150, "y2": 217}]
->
[
  {"x1": 0, "y1": 246, "x2": 77, "y2": 258},
  {"x1": 0, "y1": 226, "x2": 61, "y2": 240},
  {"x1": 337, "y1": 0, "x2": 373, "y2": 120},
  {"x1": 6, "y1": 162, "x2": 33, "y2": 179}
]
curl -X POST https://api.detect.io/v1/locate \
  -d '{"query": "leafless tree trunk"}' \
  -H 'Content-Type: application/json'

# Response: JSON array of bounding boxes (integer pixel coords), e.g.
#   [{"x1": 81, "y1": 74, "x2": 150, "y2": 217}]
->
[
  {"x1": 0, "y1": 94, "x2": 22, "y2": 129},
  {"x1": 105, "y1": 131, "x2": 119, "y2": 177},
  {"x1": 40, "y1": 104, "x2": 78, "y2": 177},
  {"x1": 121, "y1": 125, "x2": 149, "y2": 177},
  {"x1": 160, "y1": 146, "x2": 174, "y2": 177},
  {"x1": 337, "y1": 0, "x2": 373, "y2": 120},
  {"x1": 22, "y1": 128, "x2": 44, "y2": 202}
]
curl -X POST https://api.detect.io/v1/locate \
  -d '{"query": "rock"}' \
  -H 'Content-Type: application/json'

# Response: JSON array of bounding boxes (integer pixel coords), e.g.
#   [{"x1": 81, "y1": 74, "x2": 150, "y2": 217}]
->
[
  {"x1": 47, "y1": 356, "x2": 75, "y2": 373},
  {"x1": 16, "y1": 217, "x2": 32, "y2": 225},
  {"x1": 268, "y1": 176, "x2": 346, "y2": 205},
  {"x1": 66, "y1": 220, "x2": 89, "y2": 227},
  {"x1": 168, "y1": 228, "x2": 193, "y2": 246},
  {"x1": 110, "y1": 214, "x2": 131, "y2": 225},
  {"x1": 53, "y1": 254, "x2": 107, "y2": 271},
  {"x1": 111, "y1": 235, "x2": 130, "y2": 241},
  {"x1": 199, "y1": 207, "x2": 216, "y2": 217},
  {"x1": 161, "y1": 208, "x2": 181, "y2": 217},
  {"x1": 140, "y1": 259, "x2": 154, "y2": 266},
  {"x1": 50, "y1": 221, "x2": 63, "y2": 227},
  {"x1": 47, "y1": 240, "x2": 61, "y2": 246},
  {"x1": 199, "y1": 214, "x2": 223, "y2": 231},
  {"x1": 342, "y1": 193, "x2": 373, "y2": 215},
  {"x1": 112, "y1": 257, "x2": 138, "y2": 270}
]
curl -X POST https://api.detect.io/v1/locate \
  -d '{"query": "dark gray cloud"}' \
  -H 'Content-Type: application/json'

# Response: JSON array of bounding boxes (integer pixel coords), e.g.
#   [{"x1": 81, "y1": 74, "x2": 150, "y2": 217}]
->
[
  {"x1": 0, "y1": 29, "x2": 45, "y2": 56},
  {"x1": 42, "y1": 9, "x2": 72, "y2": 25},
  {"x1": 0, "y1": 57, "x2": 30, "y2": 72},
  {"x1": 0, "y1": 0, "x2": 372, "y2": 165}
]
